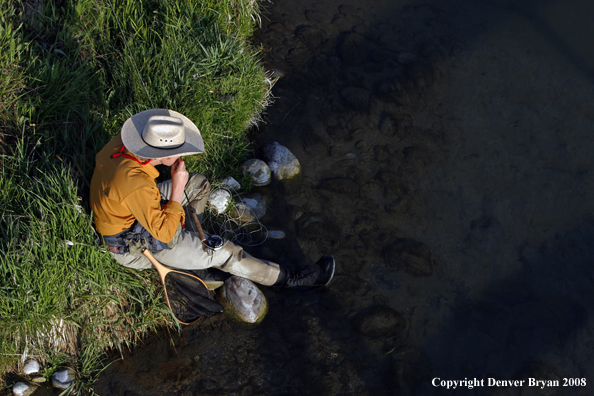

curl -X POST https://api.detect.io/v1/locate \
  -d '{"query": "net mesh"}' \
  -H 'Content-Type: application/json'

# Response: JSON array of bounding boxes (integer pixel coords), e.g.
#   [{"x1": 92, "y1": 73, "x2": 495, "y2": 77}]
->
[{"x1": 164, "y1": 271, "x2": 223, "y2": 324}]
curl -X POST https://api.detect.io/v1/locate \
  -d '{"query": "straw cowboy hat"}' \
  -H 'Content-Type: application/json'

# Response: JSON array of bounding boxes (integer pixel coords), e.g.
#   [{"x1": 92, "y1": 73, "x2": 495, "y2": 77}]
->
[{"x1": 121, "y1": 109, "x2": 204, "y2": 159}]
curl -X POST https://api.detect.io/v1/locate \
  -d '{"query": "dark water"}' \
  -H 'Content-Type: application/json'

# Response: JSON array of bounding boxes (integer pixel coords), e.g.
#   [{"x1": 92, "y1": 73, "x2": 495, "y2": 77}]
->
[{"x1": 96, "y1": 0, "x2": 594, "y2": 395}]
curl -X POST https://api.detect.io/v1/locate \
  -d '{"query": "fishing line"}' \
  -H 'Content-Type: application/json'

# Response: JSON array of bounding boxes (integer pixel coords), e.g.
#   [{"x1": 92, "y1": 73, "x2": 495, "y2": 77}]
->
[
  {"x1": 186, "y1": 185, "x2": 270, "y2": 247},
  {"x1": 106, "y1": 0, "x2": 155, "y2": 108}
]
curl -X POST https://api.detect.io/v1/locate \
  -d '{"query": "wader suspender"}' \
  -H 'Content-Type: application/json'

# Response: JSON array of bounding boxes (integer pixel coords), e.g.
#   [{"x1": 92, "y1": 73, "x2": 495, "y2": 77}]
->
[{"x1": 110, "y1": 145, "x2": 151, "y2": 165}]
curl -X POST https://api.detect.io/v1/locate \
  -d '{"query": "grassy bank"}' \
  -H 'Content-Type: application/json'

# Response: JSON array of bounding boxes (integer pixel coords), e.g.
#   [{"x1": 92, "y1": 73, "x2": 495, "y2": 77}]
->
[{"x1": 0, "y1": 0, "x2": 272, "y2": 393}]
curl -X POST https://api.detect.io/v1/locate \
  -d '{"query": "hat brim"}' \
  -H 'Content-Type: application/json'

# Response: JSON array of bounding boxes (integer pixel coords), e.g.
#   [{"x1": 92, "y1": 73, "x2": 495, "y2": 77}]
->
[{"x1": 121, "y1": 109, "x2": 204, "y2": 159}]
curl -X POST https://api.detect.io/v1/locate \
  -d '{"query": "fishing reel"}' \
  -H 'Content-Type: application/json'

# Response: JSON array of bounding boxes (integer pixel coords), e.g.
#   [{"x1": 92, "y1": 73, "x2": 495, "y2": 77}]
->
[{"x1": 204, "y1": 234, "x2": 224, "y2": 251}]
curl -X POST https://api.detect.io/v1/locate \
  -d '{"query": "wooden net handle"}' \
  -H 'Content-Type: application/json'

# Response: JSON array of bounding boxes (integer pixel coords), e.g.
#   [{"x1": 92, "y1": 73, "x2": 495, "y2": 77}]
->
[
  {"x1": 142, "y1": 248, "x2": 209, "y2": 326},
  {"x1": 189, "y1": 209, "x2": 207, "y2": 243}
]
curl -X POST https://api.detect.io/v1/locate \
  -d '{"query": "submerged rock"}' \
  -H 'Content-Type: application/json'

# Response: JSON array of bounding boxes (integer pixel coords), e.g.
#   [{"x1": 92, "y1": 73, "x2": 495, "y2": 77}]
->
[
  {"x1": 382, "y1": 239, "x2": 433, "y2": 277},
  {"x1": 51, "y1": 367, "x2": 75, "y2": 392},
  {"x1": 351, "y1": 306, "x2": 406, "y2": 338},
  {"x1": 266, "y1": 230, "x2": 286, "y2": 239},
  {"x1": 22, "y1": 359, "x2": 40, "y2": 375},
  {"x1": 218, "y1": 276, "x2": 268, "y2": 323},
  {"x1": 240, "y1": 159, "x2": 271, "y2": 187},
  {"x1": 340, "y1": 86, "x2": 370, "y2": 109},
  {"x1": 12, "y1": 382, "x2": 36, "y2": 396},
  {"x1": 229, "y1": 193, "x2": 267, "y2": 223},
  {"x1": 262, "y1": 142, "x2": 301, "y2": 181}
]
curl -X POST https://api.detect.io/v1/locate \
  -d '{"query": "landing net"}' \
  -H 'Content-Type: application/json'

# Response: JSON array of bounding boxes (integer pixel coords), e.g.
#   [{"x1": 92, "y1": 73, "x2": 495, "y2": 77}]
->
[{"x1": 163, "y1": 271, "x2": 223, "y2": 324}]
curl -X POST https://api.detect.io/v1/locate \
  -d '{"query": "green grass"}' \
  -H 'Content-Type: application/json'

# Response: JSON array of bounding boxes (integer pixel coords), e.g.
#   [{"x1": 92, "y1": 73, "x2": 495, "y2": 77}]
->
[
  {"x1": 0, "y1": 139, "x2": 173, "y2": 393},
  {"x1": 0, "y1": 0, "x2": 273, "y2": 393}
]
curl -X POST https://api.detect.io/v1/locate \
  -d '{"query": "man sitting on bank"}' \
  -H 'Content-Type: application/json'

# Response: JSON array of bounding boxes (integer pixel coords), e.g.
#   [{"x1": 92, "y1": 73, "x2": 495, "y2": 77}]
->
[{"x1": 90, "y1": 109, "x2": 334, "y2": 287}]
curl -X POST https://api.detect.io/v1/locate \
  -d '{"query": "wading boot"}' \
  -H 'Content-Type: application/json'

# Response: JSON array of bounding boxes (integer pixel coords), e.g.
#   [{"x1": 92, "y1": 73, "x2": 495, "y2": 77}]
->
[{"x1": 274, "y1": 256, "x2": 335, "y2": 287}]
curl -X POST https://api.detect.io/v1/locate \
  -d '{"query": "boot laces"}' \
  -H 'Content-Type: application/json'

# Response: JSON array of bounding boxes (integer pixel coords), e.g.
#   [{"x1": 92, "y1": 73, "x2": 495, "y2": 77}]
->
[
  {"x1": 286, "y1": 265, "x2": 320, "y2": 286},
  {"x1": 292, "y1": 265, "x2": 317, "y2": 280}
]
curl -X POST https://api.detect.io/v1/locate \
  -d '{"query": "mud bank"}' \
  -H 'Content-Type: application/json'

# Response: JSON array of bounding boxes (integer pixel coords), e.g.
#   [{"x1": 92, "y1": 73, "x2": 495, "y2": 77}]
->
[{"x1": 95, "y1": 0, "x2": 594, "y2": 395}]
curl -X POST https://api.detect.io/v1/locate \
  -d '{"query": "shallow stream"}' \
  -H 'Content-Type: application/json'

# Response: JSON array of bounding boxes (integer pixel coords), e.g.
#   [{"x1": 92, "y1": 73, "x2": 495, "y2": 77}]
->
[{"x1": 95, "y1": 0, "x2": 594, "y2": 394}]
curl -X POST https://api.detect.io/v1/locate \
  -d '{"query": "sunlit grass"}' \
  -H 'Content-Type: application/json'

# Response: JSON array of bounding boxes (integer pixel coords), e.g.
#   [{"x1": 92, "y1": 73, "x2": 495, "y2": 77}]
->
[
  {"x1": 0, "y1": 139, "x2": 174, "y2": 393},
  {"x1": 0, "y1": 0, "x2": 272, "y2": 393}
]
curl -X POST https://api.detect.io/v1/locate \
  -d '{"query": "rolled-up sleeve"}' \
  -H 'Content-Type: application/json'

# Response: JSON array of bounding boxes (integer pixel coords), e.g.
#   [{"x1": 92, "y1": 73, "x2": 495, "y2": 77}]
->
[{"x1": 123, "y1": 186, "x2": 185, "y2": 243}]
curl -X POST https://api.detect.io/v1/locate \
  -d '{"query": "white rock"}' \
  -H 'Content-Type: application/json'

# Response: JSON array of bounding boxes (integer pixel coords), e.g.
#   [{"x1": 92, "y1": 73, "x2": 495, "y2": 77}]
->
[
  {"x1": 12, "y1": 382, "x2": 36, "y2": 396},
  {"x1": 220, "y1": 276, "x2": 268, "y2": 323},
  {"x1": 262, "y1": 142, "x2": 301, "y2": 180},
  {"x1": 266, "y1": 230, "x2": 286, "y2": 239},
  {"x1": 208, "y1": 189, "x2": 232, "y2": 214},
  {"x1": 240, "y1": 159, "x2": 271, "y2": 187},
  {"x1": 51, "y1": 367, "x2": 75, "y2": 391},
  {"x1": 22, "y1": 359, "x2": 40, "y2": 375},
  {"x1": 221, "y1": 176, "x2": 241, "y2": 191}
]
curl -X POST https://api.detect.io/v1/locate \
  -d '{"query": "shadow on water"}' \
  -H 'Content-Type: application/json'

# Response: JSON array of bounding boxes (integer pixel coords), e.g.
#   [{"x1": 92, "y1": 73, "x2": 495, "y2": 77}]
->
[
  {"x1": 247, "y1": 0, "x2": 594, "y2": 394},
  {"x1": 417, "y1": 218, "x2": 594, "y2": 395},
  {"x1": 95, "y1": 0, "x2": 594, "y2": 394}
]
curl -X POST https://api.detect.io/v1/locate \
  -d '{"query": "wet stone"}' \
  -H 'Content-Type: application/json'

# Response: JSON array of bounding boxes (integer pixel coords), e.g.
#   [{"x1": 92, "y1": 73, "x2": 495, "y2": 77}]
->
[
  {"x1": 51, "y1": 367, "x2": 75, "y2": 391},
  {"x1": 340, "y1": 87, "x2": 370, "y2": 109},
  {"x1": 266, "y1": 230, "x2": 286, "y2": 239},
  {"x1": 338, "y1": 32, "x2": 368, "y2": 65},
  {"x1": 296, "y1": 214, "x2": 340, "y2": 250},
  {"x1": 22, "y1": 359, "x2": 40, "y2": 375},
  {"x1": 300, "y1": 128, "x2": 328, "y2": 154},
  {"x1": 240, "y1": 159, "x2": 271, "y2": 187},
  {"x1": 229, "y1": 193, "x2": 267, "y2": 223},
  {"x1": 328, "y1": 145, "x2": 343, "y2": 158},
  {"x1": 376, "y1": 78, "x2": 407, "y2": 103},
  {"x1": 285, "y1": 47, "x2": 310, "y2": 69},
  {"x1": 354, "y1": 139, "x2": 368, "y2": 150},
  {"x1": 12, "y1": 382, "x2": 36, "y2": 396},
  {"x1": 378, "y1": 114, "x2": 400, "y2": 137},
  {"x1": 296, "y1": 26, "x2": 326, "y2": 51},
  {"x1": 326, "y1": 125, "x2": 351, "y2": 142},
  {"x1": 382, "y1": 239, "x2": 433, "y2": 277},
  {"x1": 351, "y1": 306, "x2": 406, "y2": 338},
  {"x1": 373, "y1": 144, "x2": 391, "y2": 162},
  {"x1": 267, "y1": 22, "x2": 285, "y2": 33},
  {"x1": 262, "y1": 142, "x2": 302, "y2": 181},
  {"x1": 218, "y1": 276, "x2": 268, "y2": 323},
  {"x1": 318, "y1": 177, "x2": 357, "y2": 194},
  {"x1": 309, "y1": 58, "x2": 333, "y2": 85}
]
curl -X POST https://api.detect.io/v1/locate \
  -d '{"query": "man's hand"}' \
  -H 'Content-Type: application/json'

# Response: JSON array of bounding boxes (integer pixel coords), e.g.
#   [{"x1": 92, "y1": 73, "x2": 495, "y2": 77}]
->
[{"x1": 170, "y1": 158, "x2": 189, "y2": 204}]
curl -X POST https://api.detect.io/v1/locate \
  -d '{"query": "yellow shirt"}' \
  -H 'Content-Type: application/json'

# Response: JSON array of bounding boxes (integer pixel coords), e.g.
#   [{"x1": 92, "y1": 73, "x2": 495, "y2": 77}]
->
[{"x1": 90, "y1": 135, "x2": 185, "y2": 242}]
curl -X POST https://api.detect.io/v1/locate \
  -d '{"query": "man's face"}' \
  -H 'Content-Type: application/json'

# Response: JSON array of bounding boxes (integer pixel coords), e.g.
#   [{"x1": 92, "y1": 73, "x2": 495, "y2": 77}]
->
[{"x1": 160, "y1": 156, "x2": 181, "y2": 166}]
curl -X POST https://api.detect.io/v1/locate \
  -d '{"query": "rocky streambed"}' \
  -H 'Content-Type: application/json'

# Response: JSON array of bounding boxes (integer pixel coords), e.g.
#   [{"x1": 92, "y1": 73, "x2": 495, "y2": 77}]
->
[{"x1": 94, "y1": 0, "x2": 594, "y2": 395}]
